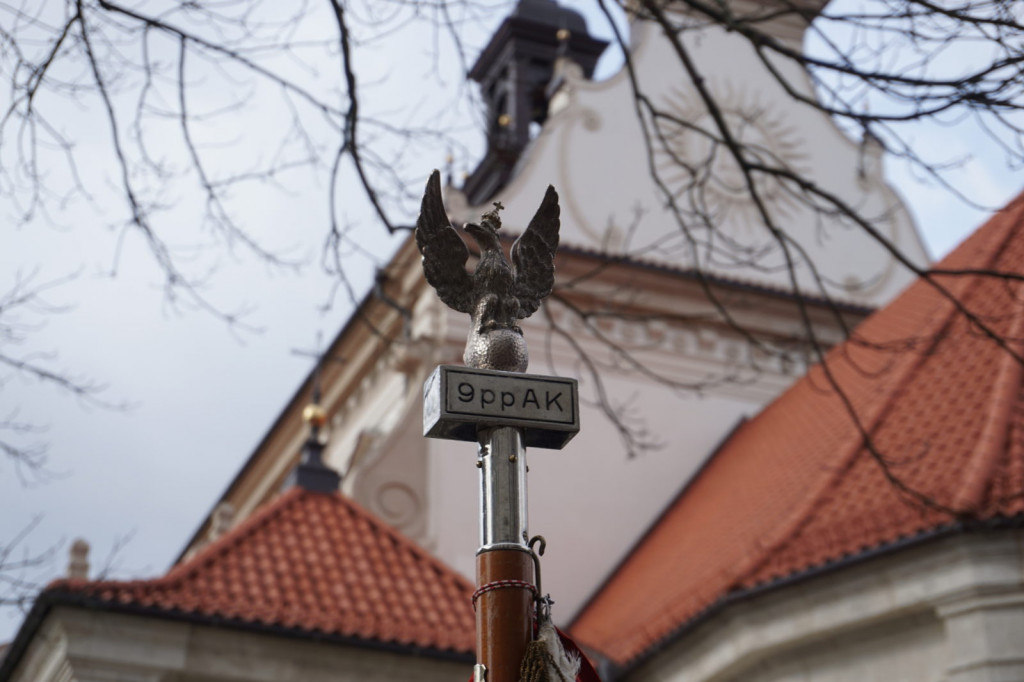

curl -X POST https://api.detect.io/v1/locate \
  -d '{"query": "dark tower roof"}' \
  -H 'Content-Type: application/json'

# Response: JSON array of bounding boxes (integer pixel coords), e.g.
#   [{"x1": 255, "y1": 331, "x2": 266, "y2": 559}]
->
[
  {"x1": 463, "y1": 0, "x2": 608, "y2": 205},
  {"x1": 509, "y1": 0, "x2": 589, "y2": 33}
]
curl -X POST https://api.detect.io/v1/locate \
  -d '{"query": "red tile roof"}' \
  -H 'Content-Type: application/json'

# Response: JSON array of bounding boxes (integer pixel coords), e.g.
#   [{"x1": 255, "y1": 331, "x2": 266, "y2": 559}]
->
[
  {"x1": 571, "y1": 193, "x2": 1024, "y2": 667},
  {"x1": 48, "y1": 487, "x2": 475, "y2": 655}
]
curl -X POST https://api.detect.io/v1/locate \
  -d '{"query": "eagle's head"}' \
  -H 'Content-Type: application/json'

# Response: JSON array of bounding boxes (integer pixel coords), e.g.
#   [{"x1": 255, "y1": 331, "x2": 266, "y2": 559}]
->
[
  {"x1": 464, "y1": 221, "x2": 500, "y2": 252},
  {"x1": 464, "y1": 200, "x2": 505, "y2": 251}
]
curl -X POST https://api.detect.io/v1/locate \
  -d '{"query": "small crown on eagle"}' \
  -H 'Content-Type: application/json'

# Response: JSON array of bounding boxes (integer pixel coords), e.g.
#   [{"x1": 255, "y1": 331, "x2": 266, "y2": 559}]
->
[{"x1": 481, "y1": 201, "x2": 504, "y2": 231}]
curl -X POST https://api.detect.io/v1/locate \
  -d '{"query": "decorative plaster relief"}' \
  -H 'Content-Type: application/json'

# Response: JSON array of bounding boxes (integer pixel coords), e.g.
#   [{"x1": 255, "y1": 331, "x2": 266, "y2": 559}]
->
[
  {"x1": 655, "y1": 84, "x2": 809, "y2": 236},
  {"x1": 325, "y1": 339, "x2": 433, "y2": 544},
  {"x1": 374, "y1": 481, "x2": 424, "y2": 531},
  {"x1": 349, "y1": 409, "x2": 430, "y2": 544},
  {"x1": 580, "y1": 107, "x2": 602, "y2": 132},
  {"x1": 544, "y1": 301, "x2": 811, "y2": 382}
]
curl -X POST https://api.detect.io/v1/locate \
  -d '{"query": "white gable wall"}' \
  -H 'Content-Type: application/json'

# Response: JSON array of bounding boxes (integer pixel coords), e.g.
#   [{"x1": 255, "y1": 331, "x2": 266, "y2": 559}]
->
[{"x1": 449, "y1": 15, "x2": 927, "y2": 309}]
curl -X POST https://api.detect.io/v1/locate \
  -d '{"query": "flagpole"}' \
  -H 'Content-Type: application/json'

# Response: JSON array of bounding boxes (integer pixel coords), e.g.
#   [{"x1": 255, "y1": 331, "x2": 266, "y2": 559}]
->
[
  {"x1": 474, "y1": 425, "x2": 533, "y2": 682},
  {"x1": 415, "y1": 172, "x2": 579, "y2": 682}
]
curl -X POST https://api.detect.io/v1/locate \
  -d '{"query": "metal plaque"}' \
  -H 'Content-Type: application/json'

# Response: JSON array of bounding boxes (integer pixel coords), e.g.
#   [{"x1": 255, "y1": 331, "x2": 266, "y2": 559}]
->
[{"x1": 423, "y1": 365, "x2": 579, "y2": 449}]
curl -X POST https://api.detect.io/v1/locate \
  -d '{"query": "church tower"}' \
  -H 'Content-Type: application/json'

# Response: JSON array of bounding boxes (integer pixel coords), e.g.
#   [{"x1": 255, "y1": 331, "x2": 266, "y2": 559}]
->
[{"x1": 464, "y1": 0, "x2": 608, "y2": 204}]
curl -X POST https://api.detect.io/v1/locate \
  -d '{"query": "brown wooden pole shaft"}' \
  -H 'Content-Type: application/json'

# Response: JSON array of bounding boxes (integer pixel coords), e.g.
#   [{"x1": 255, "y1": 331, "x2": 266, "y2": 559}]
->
[{"x1": 477, "y1": 549, "x2": 534, "y2": 682}]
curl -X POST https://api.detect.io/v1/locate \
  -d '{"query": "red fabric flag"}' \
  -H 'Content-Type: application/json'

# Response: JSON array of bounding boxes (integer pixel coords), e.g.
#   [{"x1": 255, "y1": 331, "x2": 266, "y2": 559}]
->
[
  {"x1": 465, "y1": 628, "x2": 602, "y2": 682},
  {"x1": 556, "y1": 627, "x2": 602, "y2": 682}
]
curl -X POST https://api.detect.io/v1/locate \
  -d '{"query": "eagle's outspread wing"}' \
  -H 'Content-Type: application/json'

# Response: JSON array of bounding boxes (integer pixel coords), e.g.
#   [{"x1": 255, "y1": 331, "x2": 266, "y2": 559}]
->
[
  {"x1": 511, "y1": 185, "x2": 560, "y2": 319},
  {"x1": 415, "y1": 170, "x2": 474, "y2": 314}
]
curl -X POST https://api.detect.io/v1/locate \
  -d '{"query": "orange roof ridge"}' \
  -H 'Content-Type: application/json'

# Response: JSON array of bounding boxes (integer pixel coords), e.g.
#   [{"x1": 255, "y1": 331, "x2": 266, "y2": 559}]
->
[
  {"x1": 920, "y1": 193, "x2": 1024, "y2": 515},
  {"x1": 165, "y1": 487, "x2": 307, "y2": 584},
  {"x1": 742, "y1": 191, "x2": 1024, "y2": 577},
  {"x1": 571, "y1": 190, "x2": 1024, "y2": 668},
  {"x1": 731, "y1": 356, "x2": 931, "y2": 587},
  {"x1": 46, "y1": 488, "x2": 309, "y2": 594},
  {"x1": 953, "y1": 304, "x2": 1024, "y2": 513},
  {"x1": 727, "y1": 264, "x2": 975, "y2": 586},
  {"x1": 936, "y1": 193, "x2": 1024, "y2": 514},
  {"x1": 731, "y1": 282, "x2": 964, "y2": 586},
  {"x1": 45, "y1": 487, "x2": 476, "y2": 656}
]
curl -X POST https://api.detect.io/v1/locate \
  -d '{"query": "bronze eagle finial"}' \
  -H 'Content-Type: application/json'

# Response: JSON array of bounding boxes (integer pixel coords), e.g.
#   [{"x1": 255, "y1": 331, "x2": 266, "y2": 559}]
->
[{"x1": 414, "y1": 169, "x2": 560, "y2": 372}]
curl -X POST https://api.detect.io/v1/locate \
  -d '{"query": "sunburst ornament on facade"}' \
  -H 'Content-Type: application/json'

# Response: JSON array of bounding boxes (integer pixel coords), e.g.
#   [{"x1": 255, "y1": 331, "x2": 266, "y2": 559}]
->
[{"x1": 656, "y1": 85, "x2": 809, "y2": 236}]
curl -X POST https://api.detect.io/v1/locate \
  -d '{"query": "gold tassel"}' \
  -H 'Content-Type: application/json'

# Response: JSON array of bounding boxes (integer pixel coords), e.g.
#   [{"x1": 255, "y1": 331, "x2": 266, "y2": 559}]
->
[{"x1": 519, "y1": 620, "x2": 579, "y2": 682}]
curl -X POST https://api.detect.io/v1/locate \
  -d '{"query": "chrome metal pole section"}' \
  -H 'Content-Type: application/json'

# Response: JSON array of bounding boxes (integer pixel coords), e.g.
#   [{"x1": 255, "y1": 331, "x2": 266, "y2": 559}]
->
[
  {"x1": 476, "y1": 425, "x2": 532, "y2": 682},
  {"x1": 479, "y1": 426, "x2": 529, "y2": 549}
]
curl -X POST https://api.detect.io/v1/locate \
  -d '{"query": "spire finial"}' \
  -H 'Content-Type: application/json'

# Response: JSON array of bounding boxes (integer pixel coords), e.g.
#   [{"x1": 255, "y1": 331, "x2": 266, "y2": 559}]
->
[
  {"x1": 68, "y1": 538, "x2": 90, "y2": 580},
  {"x1": 286, "y1": 331, "x2": 342, "y2": 494}
]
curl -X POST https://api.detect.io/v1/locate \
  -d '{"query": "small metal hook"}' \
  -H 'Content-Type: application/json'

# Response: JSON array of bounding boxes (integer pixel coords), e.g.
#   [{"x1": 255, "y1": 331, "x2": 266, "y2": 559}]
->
[
  {"x1": 529, "y1": 535, "x2": 546, "y2": 557},
  {"x1": 528, "y1": 535, "x2": 552, "y2": 622}
]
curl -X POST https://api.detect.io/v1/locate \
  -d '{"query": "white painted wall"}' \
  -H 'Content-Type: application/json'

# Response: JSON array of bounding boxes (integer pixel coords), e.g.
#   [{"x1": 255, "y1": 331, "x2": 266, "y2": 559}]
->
[
  {"x1": 630, "y1": 532, "x2": 1024, "y2": 682},
  {"x1": 8, "y1": 608, "x2": 469, "y2": 682}
]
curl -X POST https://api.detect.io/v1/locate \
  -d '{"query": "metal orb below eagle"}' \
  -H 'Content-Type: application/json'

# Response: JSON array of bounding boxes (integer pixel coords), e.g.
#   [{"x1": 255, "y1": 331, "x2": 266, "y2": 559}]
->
[{"x1": 415, "y1": 170, "x2": 560, "y2": 373}]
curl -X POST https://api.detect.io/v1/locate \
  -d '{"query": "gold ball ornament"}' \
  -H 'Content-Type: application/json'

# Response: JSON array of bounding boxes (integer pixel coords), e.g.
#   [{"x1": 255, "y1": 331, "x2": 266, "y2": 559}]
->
[{"x1": 302, "y1": 403, "x2": 328, "y2": 428}]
